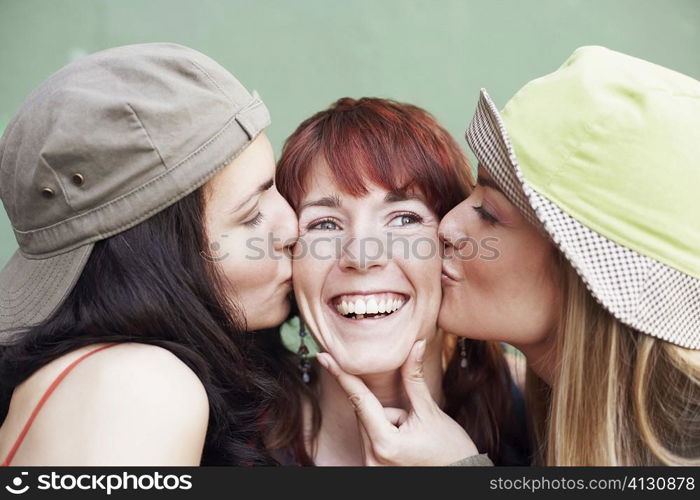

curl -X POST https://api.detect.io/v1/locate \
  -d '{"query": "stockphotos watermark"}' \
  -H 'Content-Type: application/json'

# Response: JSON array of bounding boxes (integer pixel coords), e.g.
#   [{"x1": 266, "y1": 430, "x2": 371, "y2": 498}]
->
[
  {"x1": 201, "y1": 233, "x2": 501, "y2": 264},
  {"x1": 4, "y1": 470, "x2": 192, "y2": 495}
]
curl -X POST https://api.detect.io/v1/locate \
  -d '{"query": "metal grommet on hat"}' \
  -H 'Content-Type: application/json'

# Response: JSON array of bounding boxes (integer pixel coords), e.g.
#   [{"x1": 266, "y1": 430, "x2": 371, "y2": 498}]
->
[
  {"x1": 0, "y1": 43, "x2": 271, "y2": 339},
  {"x1": 466, "y1": 46, "x2": 700, "y2": 349},
  {"x1": 71, "y1": 173, "x2": 84, "y2": 186}
]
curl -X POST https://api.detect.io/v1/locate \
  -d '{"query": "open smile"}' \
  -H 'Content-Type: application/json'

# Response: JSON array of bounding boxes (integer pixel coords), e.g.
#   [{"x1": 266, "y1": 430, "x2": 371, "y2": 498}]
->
[{"x1": 328, "y1": 292, "x2": 409, "y2": 320}]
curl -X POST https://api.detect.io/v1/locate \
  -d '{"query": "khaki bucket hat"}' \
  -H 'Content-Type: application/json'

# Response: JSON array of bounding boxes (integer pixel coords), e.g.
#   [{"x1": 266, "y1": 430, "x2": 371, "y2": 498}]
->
[
  {"x1": 0, "y1": 43, "x2": 270, "y2": 340},
  {"x1": 467, "y1": 46, "x2": 700, "y2": 349}
]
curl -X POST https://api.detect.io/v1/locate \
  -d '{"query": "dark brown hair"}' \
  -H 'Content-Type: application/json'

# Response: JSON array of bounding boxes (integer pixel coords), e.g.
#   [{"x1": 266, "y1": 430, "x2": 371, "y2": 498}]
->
[{"x1": 0, "y1": 189, "x2": 279, "y2": 465}]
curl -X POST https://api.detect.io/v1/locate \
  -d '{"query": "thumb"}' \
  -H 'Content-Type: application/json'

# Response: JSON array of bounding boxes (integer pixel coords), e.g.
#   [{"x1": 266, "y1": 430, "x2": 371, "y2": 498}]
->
[
  {"x1": 316, "y1": 352, "x2": 395, "y2": 439},
  {"x1": 357, "y1": 420, "x2": 381, "y2": 466}
]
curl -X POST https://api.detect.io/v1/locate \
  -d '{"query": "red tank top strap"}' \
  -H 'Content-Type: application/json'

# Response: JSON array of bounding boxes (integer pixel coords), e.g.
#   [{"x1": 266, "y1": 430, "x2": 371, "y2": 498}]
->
[{"x1": 1, "y1": 343, "x2": 119, "y2": 466}]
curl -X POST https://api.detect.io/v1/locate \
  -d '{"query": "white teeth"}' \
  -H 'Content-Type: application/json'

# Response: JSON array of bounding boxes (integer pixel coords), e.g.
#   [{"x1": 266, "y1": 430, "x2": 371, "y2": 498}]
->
[
  {"x1": 333, "y1": 294, "x2": 407, "y2": 318},
  {"x1": 366, "y1": 298, "x2": 379, "y2": 314}
]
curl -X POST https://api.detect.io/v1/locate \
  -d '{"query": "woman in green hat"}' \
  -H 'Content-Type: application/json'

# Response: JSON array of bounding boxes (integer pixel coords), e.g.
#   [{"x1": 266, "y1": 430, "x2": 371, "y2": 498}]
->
[{"x1": 319, "y1": 46, "x2": 700, "y2": 465}]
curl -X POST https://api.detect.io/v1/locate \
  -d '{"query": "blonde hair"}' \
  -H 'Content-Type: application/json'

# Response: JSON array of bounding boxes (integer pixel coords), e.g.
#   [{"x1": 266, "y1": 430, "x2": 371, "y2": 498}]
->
[{"x1": 526, "y1": 254, "x2": 700, "y2": 465}]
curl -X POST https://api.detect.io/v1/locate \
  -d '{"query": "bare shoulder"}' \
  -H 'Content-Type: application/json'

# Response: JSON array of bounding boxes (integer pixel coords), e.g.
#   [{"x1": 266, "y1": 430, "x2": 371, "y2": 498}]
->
[
  {"x1": 80, "y1": 342, "x2": 207, "y2": 392},
  {"x1": 3, "y1": 342, "x2": 210, "y2": 465},
  {"x1": 31, "y1": 342, "x2": 208, "y2": 406}
]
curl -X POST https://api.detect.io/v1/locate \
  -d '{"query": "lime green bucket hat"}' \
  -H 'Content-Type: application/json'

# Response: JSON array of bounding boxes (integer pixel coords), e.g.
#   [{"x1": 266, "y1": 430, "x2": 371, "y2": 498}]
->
[{"x1": 467, "y1": 46, "x2": 700, "y2": 349}]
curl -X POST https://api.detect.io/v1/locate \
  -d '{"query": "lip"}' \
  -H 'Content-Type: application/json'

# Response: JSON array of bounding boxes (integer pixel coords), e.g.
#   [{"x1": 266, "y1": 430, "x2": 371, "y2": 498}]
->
[
  {"x1": 441, "y1": 266, "x2": 459, "y2": 282},
  {"x1": 327, "y1": 290, "x2": 409, "y2": 302},
  {"x1": 326, "y1": 296, "x2": 411, "y2": 322}
]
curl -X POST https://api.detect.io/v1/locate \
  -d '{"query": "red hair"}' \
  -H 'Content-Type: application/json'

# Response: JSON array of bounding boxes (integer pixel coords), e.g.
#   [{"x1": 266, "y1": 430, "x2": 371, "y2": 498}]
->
[
  {"x1": 266, "y1": 97, "x2": 527, "y2": 465},
  {"x1": 276, "y1": 97, "x2": 473, "y2": 216}
]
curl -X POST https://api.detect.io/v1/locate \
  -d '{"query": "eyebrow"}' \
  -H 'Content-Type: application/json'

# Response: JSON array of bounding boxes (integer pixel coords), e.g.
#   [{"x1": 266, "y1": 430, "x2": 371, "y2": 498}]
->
[
  {"x1": 232, "y1": 178, "x2": 274, "y2": 212},
  {"x1": 477, "y1": 174, "x2": 505, "y2": 194},
  {"x1": 299, "y1": 191, "x2": 424, "y2": 212},
  {"x1": 299, "y1": 194, "x2": 342, "y2": 211},
  {"x1": 383, "y1": 191, "x2": 424, "y2": 204}
]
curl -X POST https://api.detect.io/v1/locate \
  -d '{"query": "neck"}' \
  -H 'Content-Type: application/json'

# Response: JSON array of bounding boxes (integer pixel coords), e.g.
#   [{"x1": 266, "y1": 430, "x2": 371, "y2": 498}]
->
[
  {"x1": 513, "y1": 331, "x2": 557, "y2": 386},
  {"x1": 310, "y1": 331, "x2": 445, "y2": 465}
]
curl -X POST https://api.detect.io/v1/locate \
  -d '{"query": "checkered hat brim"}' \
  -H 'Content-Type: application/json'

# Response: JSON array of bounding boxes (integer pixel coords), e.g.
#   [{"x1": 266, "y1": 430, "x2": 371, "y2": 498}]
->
[{"x1": 467, "y1": 89, "x2": 700, "y2": 350}]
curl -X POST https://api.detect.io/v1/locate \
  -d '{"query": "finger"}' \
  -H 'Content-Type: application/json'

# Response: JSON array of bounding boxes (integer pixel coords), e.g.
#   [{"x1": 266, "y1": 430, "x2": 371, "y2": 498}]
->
[
  {"x1": 383, "y1": 407, "x2": 409, "y2": 427},
  {"x1": 400, "y1": 340, "x2": 438, "y2": 416},
  {"x1": 357, "y1": 419, "x2": 380, "y2": 466},
  {"x1": 317, "y1": 353, "x2": 396, "y2": 438}
]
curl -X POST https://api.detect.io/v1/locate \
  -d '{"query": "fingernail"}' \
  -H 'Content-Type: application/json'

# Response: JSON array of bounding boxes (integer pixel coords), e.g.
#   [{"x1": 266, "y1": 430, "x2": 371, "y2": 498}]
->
[{"x1": 416, "y1": 339, "x2": 426, "y2": 362}]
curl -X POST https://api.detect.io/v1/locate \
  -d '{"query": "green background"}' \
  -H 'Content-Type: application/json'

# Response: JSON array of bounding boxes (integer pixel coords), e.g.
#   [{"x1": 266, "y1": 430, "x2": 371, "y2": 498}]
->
[{"x1": 1, "y1": 0, "x2": 699, "y2": 267}]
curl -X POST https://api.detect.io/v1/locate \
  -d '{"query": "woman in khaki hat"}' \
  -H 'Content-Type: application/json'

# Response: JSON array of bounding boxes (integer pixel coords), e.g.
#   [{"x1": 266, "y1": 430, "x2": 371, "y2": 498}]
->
[
  {"x1": 319, "y1": 46, "x2": 700, "y2": 465},
  {"x1": 0, "y1": 43, "x2": 297, "y2": 465}
]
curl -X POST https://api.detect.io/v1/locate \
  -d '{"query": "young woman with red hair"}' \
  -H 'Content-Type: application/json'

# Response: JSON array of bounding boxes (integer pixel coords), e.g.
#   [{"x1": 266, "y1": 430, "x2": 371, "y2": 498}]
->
[{"x1": 256, "y1": 97, "x2": 529, "y2": 465}]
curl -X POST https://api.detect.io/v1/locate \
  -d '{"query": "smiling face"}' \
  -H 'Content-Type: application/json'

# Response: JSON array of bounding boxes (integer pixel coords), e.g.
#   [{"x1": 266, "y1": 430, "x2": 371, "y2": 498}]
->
[
  {"x1": 294, "y1": 159, "x2": 443, "y2": 375},
  {"x1": 438, "y1": 166, "x2": 560, "y2": 349},
  {"x1": 204, "y1": 133, "x2": 297, "y2": 331}
]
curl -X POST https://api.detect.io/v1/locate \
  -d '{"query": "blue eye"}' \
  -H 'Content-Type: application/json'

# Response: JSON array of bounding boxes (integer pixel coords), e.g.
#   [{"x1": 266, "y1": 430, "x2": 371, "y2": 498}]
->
[
  {"x1": 473, "y1": 205, "x2": 498, "y2": 225},
  {"x1": 389, "y1": 212, "x2": 423, "y2": 227},
  {"x1": 245, "y1": 212, "x2": 264, "y2": 227},
  {"x1": 309, "y1": 218, "x2": 339, "y2": 231}
]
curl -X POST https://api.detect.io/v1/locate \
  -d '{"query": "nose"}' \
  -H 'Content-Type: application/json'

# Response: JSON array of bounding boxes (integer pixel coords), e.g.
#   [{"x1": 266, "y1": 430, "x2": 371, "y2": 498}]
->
[
  {"x1": 338, "y1": 225, "x2": 388, "y2": 273},
  {"x1": 271, "y1": 188, "x2": 298, "y2": 254},
  {"x1": 438, "y1": 201, "x2": 469, "y2": 253}
]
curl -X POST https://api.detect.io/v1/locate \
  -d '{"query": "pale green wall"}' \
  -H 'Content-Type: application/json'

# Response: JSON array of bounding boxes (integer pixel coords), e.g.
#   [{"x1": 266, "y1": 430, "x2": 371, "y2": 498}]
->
[{"x1": 1, "y1": 0, "x2": 699, "y2": 266}]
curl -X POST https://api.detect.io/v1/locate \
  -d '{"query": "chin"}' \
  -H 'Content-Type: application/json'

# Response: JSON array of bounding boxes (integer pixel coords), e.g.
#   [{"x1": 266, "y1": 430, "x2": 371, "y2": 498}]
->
[
  {"x1": 333, "y1": 347, "x2": 408, "y2": 376},
  {"x1": 248, "y1": 297, "x2": 291, "y2": 331}
]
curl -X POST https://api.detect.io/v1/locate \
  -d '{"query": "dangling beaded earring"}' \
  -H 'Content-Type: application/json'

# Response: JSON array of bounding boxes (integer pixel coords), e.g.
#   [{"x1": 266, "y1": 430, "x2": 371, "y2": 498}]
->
[
  {"x1": 297, "y1": 317, "x2": 311, "y2": 384},
  {"x1": 458, "y1": 338, "x2": 468, "y2": 369}
]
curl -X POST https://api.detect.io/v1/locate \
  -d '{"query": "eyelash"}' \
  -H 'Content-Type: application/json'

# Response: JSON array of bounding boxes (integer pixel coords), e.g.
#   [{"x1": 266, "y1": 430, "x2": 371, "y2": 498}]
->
[
  {"x1": 473, "y1": 205, "x2": 499, "y2": 225},
  {"x1": 307, "y1": 212, "x2": 424, "y2": 231},
  {"x1": 308, "y1": 218, "x2": 340, "y2": 231},
  {"x1": 245, "y1": 212, "x2": 264, "y2": 227},
  {"x1": 392, "y1": 212, "x2": 423, "y2": 226}
]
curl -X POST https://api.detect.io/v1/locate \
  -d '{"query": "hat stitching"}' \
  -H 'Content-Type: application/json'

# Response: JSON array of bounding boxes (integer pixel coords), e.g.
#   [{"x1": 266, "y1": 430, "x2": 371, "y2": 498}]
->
[
  {"x1": 125, "y1": 103, "x2": 168, "y2": 171},
  {"x1": 190, "y1": 59, "x2": 235, "y2": 105},
  {"x1": 0, "y1": 253, "x2": 67, "y2": 316},
  {"x1": 36, "y1": 154, "x2": 72, "y2": 209},
  {"x1": 0, "y1": 249, "x2": 58, "y2": 299}
]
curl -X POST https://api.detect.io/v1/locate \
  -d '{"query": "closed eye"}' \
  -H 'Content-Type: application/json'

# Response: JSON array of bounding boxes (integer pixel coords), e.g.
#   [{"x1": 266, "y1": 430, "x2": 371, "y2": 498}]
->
[
  {"x1": 244, "y1": 212, "x2": 264, "y2": 227},
  {"x1": 473, "y1": 205, "x2": 498, "y2": 225}
]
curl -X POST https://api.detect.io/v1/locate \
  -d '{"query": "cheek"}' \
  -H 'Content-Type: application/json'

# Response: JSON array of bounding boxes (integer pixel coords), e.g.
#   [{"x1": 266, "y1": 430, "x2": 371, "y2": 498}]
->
[
  {"x1": 408, "y1": 238, "x2": 442, "y2": 302},
  {"x1": 216, "y1": 228, "x2": 279, "y2": 305},
  {"x1": 291, "y1": 237, "x2": 336, "y2": 336},
  {"x1": 441, "y1": 235, "x2": 559, "y2": 344},
  {"x1": 291, "y1": 246, "x2": 328, "y2": 305}
]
